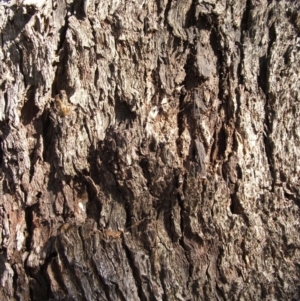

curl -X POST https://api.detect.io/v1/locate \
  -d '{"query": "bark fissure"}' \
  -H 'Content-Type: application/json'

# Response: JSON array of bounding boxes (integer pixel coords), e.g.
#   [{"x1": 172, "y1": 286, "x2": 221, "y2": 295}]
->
[{"x1": 121, "y1": 239, "x2": 146, "y2": 301}]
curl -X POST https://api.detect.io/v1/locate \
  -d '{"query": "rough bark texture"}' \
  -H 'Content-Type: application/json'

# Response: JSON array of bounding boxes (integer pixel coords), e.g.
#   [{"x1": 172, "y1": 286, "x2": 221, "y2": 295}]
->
[{"x1": 0, "y1": 0, "x2": 300, "y2": 300}]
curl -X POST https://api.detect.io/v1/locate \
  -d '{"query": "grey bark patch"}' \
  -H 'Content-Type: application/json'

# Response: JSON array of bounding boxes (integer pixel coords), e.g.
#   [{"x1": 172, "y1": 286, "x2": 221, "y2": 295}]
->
[{"x1": 193, "y1": 139, "x2": 206, "y2": 177}]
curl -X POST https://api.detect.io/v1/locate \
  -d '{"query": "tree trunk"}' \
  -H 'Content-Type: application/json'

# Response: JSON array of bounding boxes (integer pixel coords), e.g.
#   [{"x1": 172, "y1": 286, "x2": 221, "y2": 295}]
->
[{"x1": 0, "y1": 0, "x2": 300, "y2": 300}]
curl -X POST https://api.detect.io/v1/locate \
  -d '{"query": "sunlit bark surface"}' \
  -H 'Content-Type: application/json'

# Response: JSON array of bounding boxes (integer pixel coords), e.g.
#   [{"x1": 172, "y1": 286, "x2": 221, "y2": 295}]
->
[{"x1": 0, "y1": 0, "x2": 300, "y2": 300}]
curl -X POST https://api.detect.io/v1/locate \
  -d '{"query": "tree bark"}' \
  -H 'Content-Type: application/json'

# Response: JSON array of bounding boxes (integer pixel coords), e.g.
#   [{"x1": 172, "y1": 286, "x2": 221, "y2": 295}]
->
[{"x1": 0, "y1": 0, "x2": 300, "y2": 300}]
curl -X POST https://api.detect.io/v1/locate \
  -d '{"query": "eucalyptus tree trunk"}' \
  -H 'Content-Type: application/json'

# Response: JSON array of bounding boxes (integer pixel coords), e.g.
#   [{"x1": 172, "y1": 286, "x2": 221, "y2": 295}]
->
[{"x1": 0, "y1": 0, "x2": 300, "y2": 300}]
